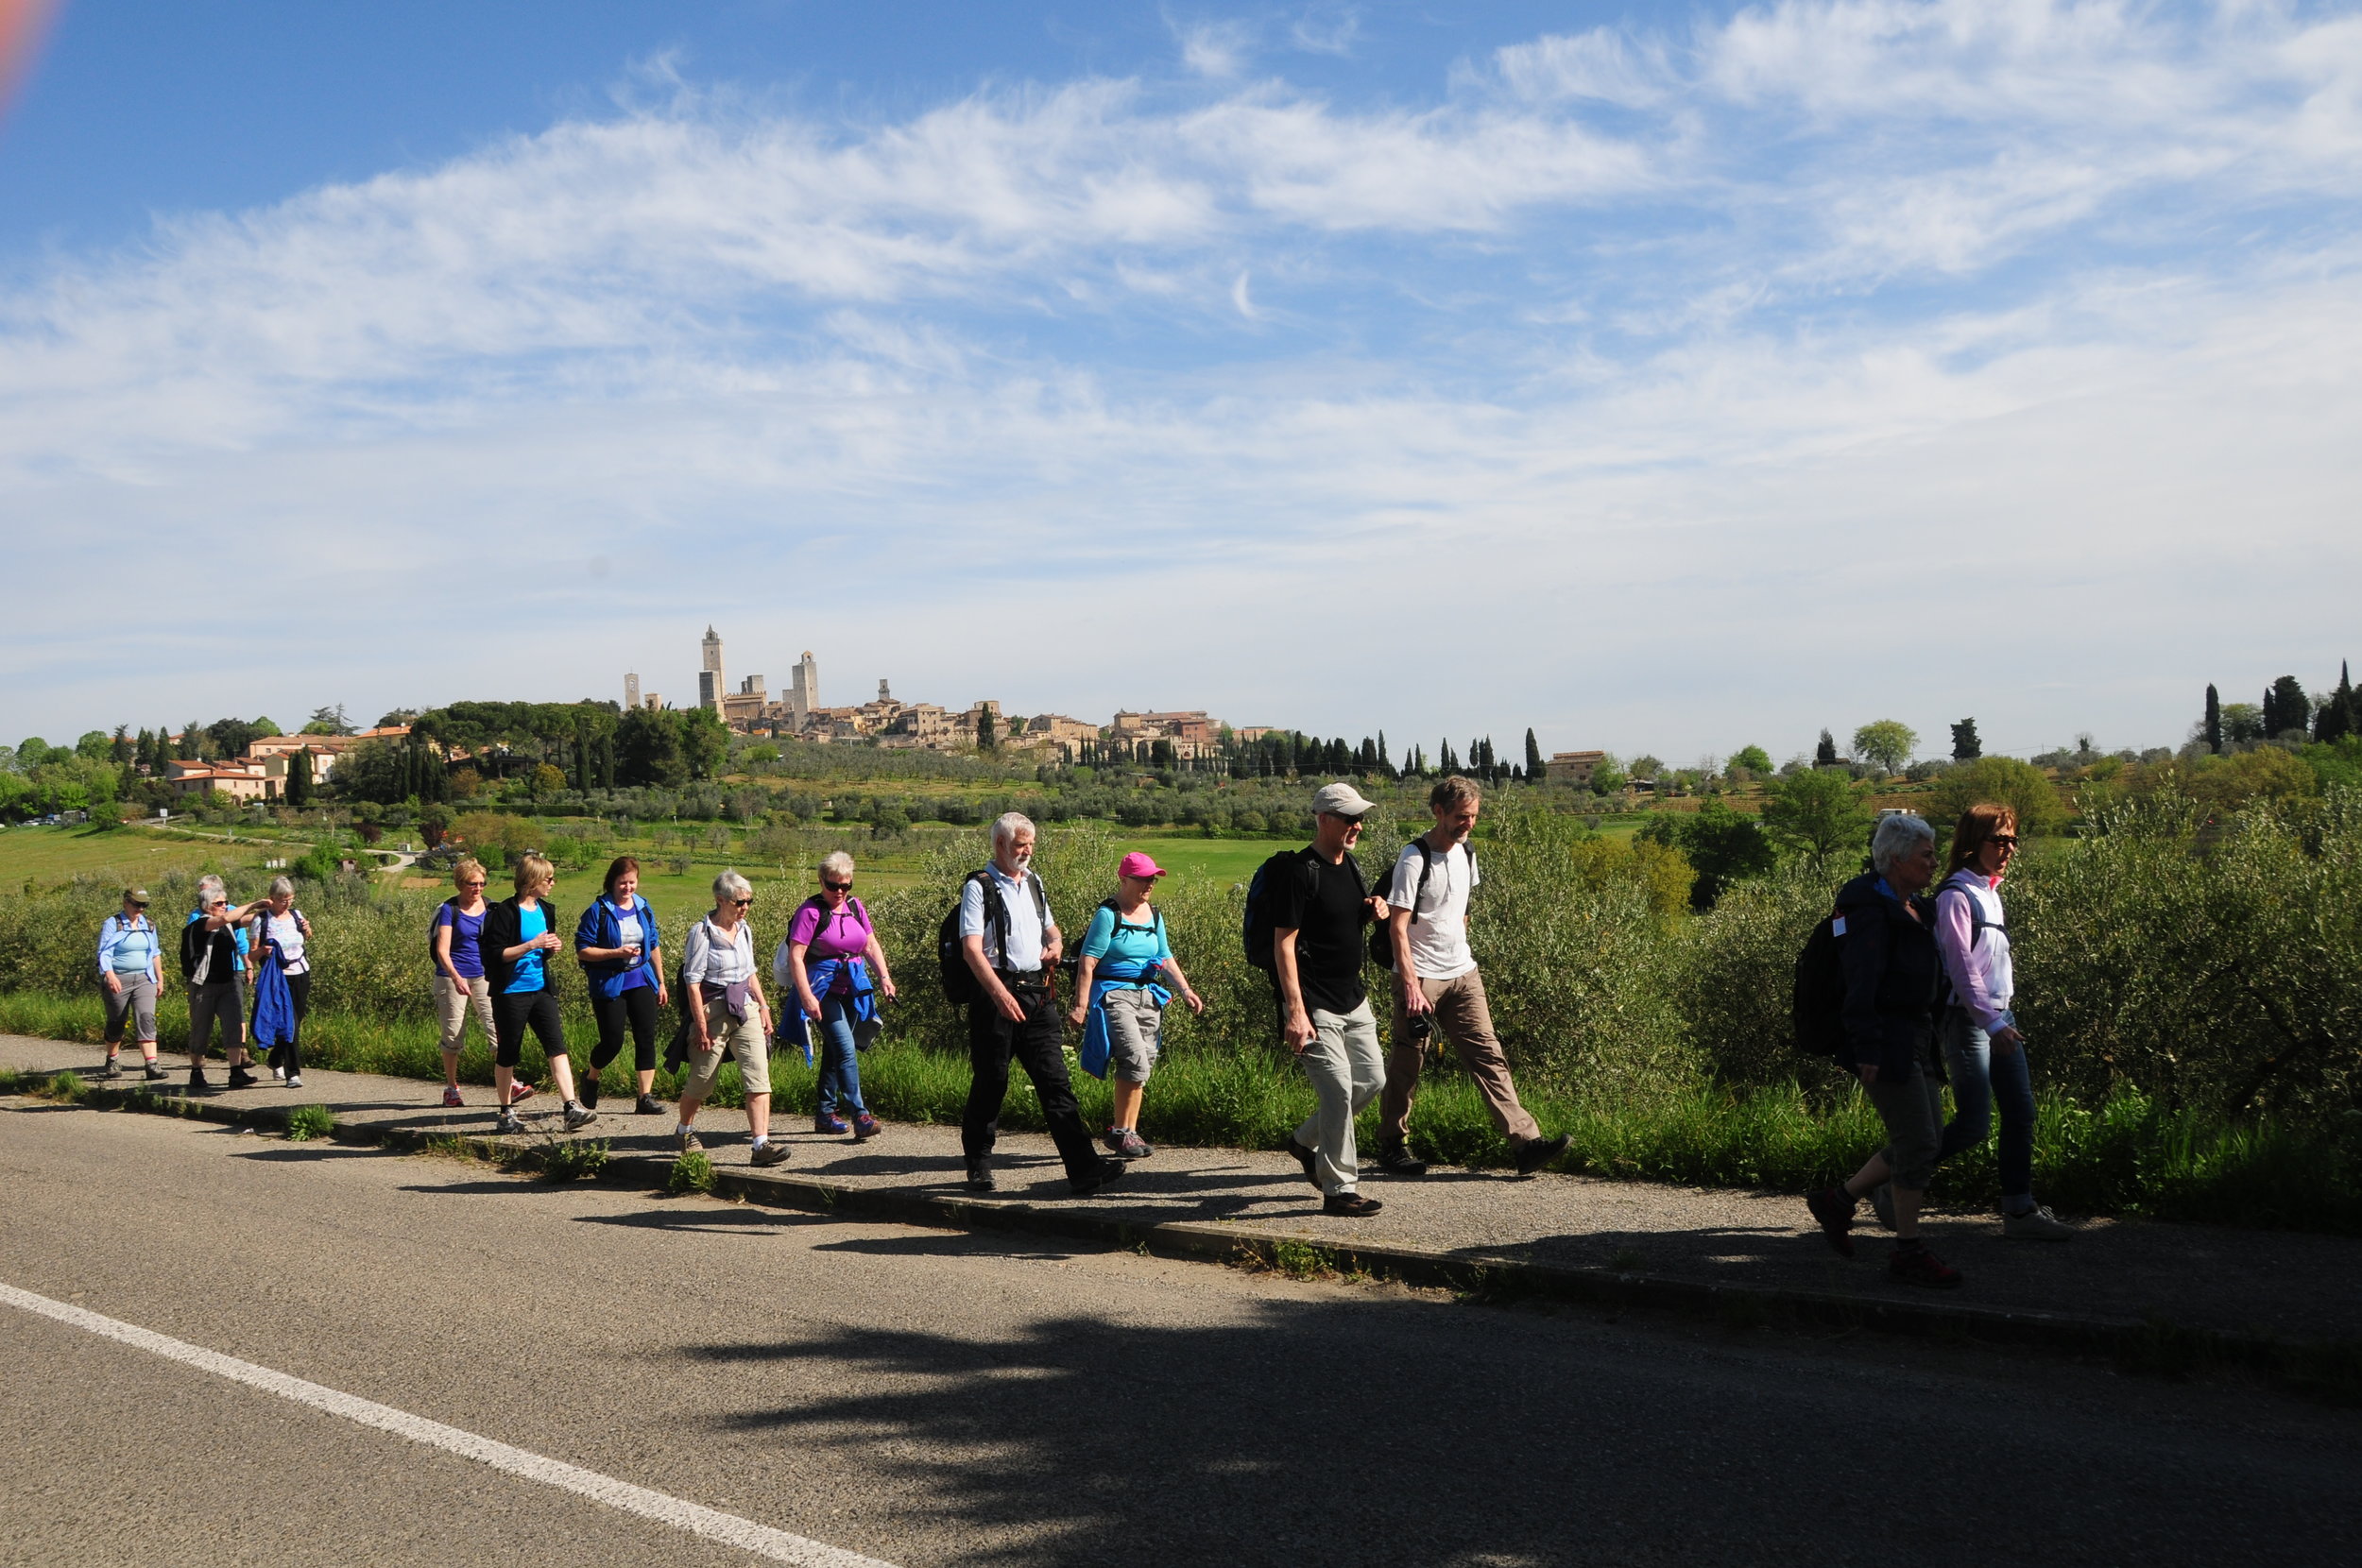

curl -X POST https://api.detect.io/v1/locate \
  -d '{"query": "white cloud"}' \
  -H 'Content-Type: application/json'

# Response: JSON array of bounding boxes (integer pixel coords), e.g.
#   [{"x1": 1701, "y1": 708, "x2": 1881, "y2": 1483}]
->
[
  {"x1": 1173, "y1": 16, "x2": 1256, "y2": 78},
  {"x1": 1289, "y1": 6, "x2": 1361, "y2": 58}
]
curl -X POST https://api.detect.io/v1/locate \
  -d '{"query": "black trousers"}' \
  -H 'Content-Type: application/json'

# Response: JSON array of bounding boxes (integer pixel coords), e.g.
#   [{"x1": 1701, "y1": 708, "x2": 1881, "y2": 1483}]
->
[
  {"x1": 963, "y1": 985, "x2": 1099, "y2": 1181},
  {"x1": 589, "y1": 984, "x2": 660, "y2": 1074},
  {"x1": 491, "y1": 987, "x2": 567, "y2": 1069},
  {"x1": 262, "y1": 971, "x2": 312, "y2": 1075}
]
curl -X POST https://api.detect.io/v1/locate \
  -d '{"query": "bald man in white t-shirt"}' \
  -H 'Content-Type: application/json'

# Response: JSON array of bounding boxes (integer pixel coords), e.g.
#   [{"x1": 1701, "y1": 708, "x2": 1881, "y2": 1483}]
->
[{"x1": 1377, "y1": 775, "x2": 1570, "y2": 1179}]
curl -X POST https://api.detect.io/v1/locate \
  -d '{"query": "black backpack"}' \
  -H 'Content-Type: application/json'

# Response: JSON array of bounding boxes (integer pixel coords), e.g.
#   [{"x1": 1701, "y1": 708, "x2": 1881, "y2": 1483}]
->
[
  {"x1": 1241, "y1": 847, "x2": 1323, "y2": 974},
  {"x1": 1793, "y1": 895, "x2": 1897, "y2": 1061},
  {"x1": 937, "y1": 869, "x2": 1048, "y2": 1004},
  {"x1": 1367, "y1": 836, "x2": 1476, "y2": 971}
]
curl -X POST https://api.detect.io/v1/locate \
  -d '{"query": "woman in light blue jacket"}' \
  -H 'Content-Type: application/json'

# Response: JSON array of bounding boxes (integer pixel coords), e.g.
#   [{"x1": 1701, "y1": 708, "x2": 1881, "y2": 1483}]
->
[{"x1": 96, "y1": 887, "x2": 167, "y2": 1082}]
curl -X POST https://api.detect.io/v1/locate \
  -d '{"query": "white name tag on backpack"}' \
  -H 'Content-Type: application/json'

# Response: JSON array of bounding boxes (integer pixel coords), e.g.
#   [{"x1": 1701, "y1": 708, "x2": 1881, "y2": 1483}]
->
[{"x1": 1831, "y1": 916, "x2": 1847, "y2": 937}]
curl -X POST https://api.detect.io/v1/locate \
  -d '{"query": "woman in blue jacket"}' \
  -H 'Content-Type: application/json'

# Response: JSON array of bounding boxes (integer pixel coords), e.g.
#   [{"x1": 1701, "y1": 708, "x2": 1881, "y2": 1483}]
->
[{"x1": 574, "y1": 856, "x2": 668, "y2": 1116}]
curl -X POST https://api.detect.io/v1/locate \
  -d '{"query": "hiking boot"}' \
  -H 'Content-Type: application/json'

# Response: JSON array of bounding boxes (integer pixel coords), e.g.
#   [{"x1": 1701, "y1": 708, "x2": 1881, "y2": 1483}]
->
[
  {"x1": 1281, "y1": 1134, "x2": 1320, "y2": 1188},
  {"x1": 1514, "y1": 1133, "x2": 1571, "y2": 1177},
  {"x1": 187, "y1": 1066, "x2": 213, "y2": 1092},
  {"x1": 1104, "y1": 1129, "x2": 1153, "y2": 1159},
  {"x1": 851, "y1": 1113, "x2": 882, "y2": 1141},
  {"x1": 1070, "y1": 1159, "x2": 1126, "y2": 1198},
  {"x1": 676, "y1": 1128, "x2": 705, "y2": 1154},
  {"x1": 1323, "y1": 1192, "x2": 1383, "y2": 1218},
  {"x1": 143, "y1": 1063, "x2": 168, "y2": 1082},
  {"x1": 1890, "y1": 1243, "x2": 1962, "y2": 1289},
  {"x1": 2003, "y1": 1203, "x2": 2075, "y2": 1242},
  {"x1": 578, "y1": 1072, "x2": 600, "y2": 1111},
  {"x1": 1806, "y1": 1185, "x2": 1857, "y2": 1258},
  {"x1": 634, "y1": 1094, "x2": 663, "y2": 1116},
  {"x1": 966, "y1": 1158, "x2": 996, "y2": 1191},
  {"x1": 493, "y1": 1111, "x2": 525, "y2": 1135},
  {"x1": 814, "y1": 1112, "x2": 850, "y2": 1135},
  {"x1": 441, "y1": 1085, "x2": 465, "y2": 1109},
  {"x1": 749, "y1": 1141, "x2": 790, "y2": 1168},
  {"x1": 99, "y1": 1059, "x2": 124, "y2": 1081},
  {"x1": 1375, "y1": 1143, "x2": 1428, "y2": 1177},
  {"x1": 1870, "y1": 1182, "x2": 1896, "y2": 1231},
  {"x1": 563, "y1": 1103, "x2": 598, "y2": 1132},
  {"x1": 225, "y1": 1067, "x2": 258, "y2": 1090}
]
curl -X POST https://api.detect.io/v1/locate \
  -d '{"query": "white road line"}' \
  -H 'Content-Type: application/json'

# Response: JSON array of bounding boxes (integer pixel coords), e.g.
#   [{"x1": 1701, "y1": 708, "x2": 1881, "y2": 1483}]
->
[{"x1": 0, "y1": 1281, "x2": 898, "y2": 1568}]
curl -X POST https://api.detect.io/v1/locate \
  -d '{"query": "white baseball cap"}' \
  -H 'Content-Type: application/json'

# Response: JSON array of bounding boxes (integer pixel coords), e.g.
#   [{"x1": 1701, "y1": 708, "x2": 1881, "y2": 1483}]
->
[{"x1": 1309, "y1": 781, "x2": 1376, "y2": 818}]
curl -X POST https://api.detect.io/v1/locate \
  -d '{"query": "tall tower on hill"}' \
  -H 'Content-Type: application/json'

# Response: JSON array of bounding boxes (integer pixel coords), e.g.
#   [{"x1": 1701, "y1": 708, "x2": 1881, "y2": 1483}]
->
[
  {"x1": 624, "y1": 673, "x2": 640, "y2": 710},
  {"x1": 698, "y1": 627, "x2": 725, "y2": 709},
  {"x1": 788, "y1": 650, "x2": 819, "y2": 724}
]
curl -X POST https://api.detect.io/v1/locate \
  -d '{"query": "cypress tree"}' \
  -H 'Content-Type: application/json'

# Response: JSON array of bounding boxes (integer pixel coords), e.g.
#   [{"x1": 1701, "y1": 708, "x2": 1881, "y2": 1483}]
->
[
  {"x1": 1950, "y1": 719, "x2": 1981, "y2": 760},
  {"x1": 2205, "y1": 685, "x2": 2222, "y2": 753},
  {"x1": 1814, "y1": 729, "x2": 1839, "y2": 767},
  {"x1": 286, "y1": 748, "x2": 313, "y2": 810},
  {"x1": 1525, "y1": 727, "x2": 1543, "y2": 779},
  {"x1": 2268, "y1": 675, "x2": 2308, "y2": 740},
  {"x1": 2317, "y1": 662, "x2": 2355, "y2": 744}
]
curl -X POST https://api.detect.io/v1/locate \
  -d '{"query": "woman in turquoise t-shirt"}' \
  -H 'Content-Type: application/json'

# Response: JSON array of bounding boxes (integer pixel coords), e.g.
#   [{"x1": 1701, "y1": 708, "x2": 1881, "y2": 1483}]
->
[{"x1": 1066, "y1": 851, "x2": 1203, "y2": 1159}]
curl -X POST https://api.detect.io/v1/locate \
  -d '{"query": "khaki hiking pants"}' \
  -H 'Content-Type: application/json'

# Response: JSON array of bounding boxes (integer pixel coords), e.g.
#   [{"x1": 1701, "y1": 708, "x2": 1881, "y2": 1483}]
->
[{"x1": 1380, "y1": 966, "x2": 1541, "y2": 1150}]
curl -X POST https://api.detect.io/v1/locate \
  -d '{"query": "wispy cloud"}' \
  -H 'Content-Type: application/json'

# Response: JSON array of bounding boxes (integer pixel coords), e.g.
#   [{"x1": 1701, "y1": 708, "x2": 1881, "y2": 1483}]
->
[{"x1": 5, "y1": 1, "x2": 2361, "y2": 755}]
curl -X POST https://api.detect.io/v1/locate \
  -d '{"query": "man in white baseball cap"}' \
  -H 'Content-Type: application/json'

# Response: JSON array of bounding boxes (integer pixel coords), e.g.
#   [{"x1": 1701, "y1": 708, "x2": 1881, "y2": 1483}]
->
[{"x1": 1271, "y1": 780, "x2": 1392, "y2": 1216}]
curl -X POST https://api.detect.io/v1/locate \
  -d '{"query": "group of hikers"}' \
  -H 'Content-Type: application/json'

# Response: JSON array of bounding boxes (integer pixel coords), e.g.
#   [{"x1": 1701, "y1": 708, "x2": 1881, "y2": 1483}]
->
[{"x1": 88, "y1": 774, "x2": 2059, "y2": 1283}]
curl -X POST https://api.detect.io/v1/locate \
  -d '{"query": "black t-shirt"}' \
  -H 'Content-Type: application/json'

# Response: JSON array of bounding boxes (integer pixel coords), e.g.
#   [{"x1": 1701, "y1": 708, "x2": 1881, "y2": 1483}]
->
[{"x1": 1274, "y1": 848, "x2": 1369, "y2": 1015}]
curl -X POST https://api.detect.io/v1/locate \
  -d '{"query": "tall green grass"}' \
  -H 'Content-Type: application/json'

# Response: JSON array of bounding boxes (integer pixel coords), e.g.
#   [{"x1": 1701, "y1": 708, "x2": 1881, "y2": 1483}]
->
[{"x1": 6, "y1": 794, "x2": 2360, "y2": 1234}]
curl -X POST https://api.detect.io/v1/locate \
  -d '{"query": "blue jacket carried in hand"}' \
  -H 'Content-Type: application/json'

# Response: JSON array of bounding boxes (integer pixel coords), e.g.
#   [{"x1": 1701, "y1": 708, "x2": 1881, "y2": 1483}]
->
[{"x1": 250, "y1": 929, "x2": 300, "y2": 1049}]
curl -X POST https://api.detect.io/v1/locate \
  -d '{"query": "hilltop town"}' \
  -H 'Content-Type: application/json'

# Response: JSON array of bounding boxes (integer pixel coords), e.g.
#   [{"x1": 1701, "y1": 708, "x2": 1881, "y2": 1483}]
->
[{"x1": 646, "y1": 626, "x2": 1247, "y2": 760}]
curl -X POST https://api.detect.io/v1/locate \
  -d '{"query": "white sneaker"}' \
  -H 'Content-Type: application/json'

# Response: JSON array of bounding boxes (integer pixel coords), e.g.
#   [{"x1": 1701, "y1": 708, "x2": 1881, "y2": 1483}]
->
[
  {"x1": 270, "y1": 1065, "x2": 284, "y2": 1081},
  {"x1": 2003, "y1": 1203, "x2": 2075, "y2": 1241}
]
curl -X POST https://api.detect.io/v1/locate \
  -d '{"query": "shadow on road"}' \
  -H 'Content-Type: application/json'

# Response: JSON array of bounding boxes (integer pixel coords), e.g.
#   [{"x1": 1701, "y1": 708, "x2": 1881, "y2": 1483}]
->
[{"x1": 675, "y1": 1299, "x2": 2345, "y2": 1568}]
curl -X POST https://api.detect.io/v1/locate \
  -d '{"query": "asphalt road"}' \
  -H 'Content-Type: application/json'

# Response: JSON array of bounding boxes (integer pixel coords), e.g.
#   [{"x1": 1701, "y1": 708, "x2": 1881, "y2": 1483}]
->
[{"x1": 2, "y1": 1099, "x2": 2353, "y2": 1568}]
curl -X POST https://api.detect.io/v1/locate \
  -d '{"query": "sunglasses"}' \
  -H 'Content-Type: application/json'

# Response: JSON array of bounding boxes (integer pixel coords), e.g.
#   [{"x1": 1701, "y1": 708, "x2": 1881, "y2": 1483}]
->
[
  {"x1": 459, "y1": 880, "x2": 487, "y2": 889},
  {"x1": 822, "y1": 880, "x2": 853, "y2": 894},
  {"x1": 1989, "y1": 834, "x2": 2020, "y2": 848},
  {"x1": 728, "y1": 897, "x2": 754, "y2": 908},
  {"x1": 127, "y1": 900, "x2": 148, "y2": 909}
]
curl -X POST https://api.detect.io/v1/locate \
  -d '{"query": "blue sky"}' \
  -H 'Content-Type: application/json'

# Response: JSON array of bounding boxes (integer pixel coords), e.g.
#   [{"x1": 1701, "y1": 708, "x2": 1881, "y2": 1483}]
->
[{"x1": 4, "y1": 1, "x2": 2359, "y2": 765}]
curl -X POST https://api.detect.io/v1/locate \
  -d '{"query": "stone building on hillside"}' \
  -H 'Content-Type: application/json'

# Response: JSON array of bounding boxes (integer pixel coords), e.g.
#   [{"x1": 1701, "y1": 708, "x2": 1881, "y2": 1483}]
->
[{"x1": 1545, "y1": 750, "x2": 1606, "y2": 787}]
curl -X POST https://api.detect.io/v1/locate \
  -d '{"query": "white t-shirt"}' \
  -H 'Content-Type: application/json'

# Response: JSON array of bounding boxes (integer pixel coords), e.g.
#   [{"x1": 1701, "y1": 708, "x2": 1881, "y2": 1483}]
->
[
  {"x1": 1388, "y1": 837, "x2": 1479, "y2": 980},
  {"x1": 261, "y1": 910, "x2": 309, "y2": 976}
]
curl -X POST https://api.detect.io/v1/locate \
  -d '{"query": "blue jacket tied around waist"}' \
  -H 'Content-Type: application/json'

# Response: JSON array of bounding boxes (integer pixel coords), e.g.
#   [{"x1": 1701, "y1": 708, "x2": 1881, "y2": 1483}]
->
[
  {"x1": 1079, "y1": 963, "x2": 1169, "y2": 1081},
  {"x1": 778, "y1": 955, "x2": 877, "y2": 1065}
]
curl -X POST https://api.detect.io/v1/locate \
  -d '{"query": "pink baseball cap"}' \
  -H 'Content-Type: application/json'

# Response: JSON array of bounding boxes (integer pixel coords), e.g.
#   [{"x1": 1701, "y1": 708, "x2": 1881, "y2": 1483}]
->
[{"x1": 1117, "y1": 851, "x2": 1168, "y2": 879}]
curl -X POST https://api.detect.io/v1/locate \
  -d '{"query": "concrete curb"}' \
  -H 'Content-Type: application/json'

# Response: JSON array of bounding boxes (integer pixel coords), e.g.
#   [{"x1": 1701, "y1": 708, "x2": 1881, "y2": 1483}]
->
[{"x1": 15, "y1": 1079, "x2": 2347, "y2": 1375}]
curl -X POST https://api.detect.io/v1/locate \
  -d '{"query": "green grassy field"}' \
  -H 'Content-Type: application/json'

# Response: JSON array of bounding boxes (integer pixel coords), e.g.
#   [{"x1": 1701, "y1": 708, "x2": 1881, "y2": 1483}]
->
[{"x1": 0, "y1": 824, "x2": 276, "y2": 889}]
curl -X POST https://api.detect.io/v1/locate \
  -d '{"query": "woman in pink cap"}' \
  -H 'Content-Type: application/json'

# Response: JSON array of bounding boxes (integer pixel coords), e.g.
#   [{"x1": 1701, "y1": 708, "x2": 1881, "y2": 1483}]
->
[{"x1": 1067, "y1": 851, "x2": 1204, "y2": 1158}]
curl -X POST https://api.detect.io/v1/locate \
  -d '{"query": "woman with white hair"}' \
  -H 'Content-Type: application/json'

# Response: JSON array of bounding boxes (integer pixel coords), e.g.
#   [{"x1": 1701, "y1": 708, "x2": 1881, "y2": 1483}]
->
[
  {"x1": 779, "y1": 850, "x2": 896, "y2": 1140},
  {"x1": 1805, "y1": 812, "x2": 1962, "y2": 1288},
  {"x1": 179, "y1": 874, "x2": 265, "y2": 1092},
  {"x1": 676, "y1": 868, "x2": 785, "y2": 1167},
  {"x1": 246, "y1": 876, "x2": 314, "y2": 1088}
]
